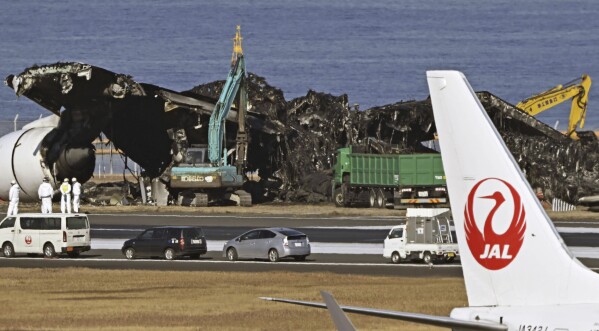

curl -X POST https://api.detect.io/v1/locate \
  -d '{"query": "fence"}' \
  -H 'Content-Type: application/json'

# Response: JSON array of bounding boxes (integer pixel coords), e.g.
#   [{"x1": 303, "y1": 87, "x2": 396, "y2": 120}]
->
[{"x1": 1, "y1": 115, "x2": 140, "y2": 179}]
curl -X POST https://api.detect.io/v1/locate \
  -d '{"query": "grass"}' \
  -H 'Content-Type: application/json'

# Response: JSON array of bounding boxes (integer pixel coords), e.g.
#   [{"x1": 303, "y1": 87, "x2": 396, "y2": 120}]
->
[{"x1": 0, "y1": 268, "x2": 467, "y2": 330}]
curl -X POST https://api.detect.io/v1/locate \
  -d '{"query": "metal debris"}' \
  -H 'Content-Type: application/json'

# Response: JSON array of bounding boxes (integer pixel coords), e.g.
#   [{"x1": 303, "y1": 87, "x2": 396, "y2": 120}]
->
[{"x1": 5, "y1": 62, "x2": 599, "y2": 205}]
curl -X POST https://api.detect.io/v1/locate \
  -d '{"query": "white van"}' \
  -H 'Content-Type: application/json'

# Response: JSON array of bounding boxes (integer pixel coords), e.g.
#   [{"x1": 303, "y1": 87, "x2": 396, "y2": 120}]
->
[{"x1": 0, "y1": 213, "x2": 91, "y2": 258}]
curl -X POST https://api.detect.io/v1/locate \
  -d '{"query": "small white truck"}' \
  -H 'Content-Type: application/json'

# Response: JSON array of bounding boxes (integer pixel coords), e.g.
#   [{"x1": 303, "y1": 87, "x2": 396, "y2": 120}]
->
[{"x1": 383, "y1": 208, "x2": 459, "y2": 264}]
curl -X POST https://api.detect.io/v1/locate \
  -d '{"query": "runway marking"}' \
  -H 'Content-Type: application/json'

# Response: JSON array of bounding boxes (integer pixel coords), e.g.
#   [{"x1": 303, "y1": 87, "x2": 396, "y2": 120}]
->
[
  {"x1": 93, "y1": 228, "x2": 146, "y2": 232},
  {"x1": 556, "y1": 227, "x2": 599, "y2": 233},
  {"x1": 554, "y1": 222, "x2": 599, "y2": 226}
]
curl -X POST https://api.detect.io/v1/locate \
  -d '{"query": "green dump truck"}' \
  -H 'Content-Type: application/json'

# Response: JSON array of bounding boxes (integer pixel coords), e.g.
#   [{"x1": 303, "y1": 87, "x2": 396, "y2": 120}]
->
[{"x1": 332, "y1": 146, "x2": 448, "y2": 208}]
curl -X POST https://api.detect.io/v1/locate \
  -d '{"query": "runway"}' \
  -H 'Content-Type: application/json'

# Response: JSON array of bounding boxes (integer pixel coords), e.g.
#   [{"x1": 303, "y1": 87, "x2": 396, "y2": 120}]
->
[{"x1": 2, "y1": 212, "x2": 599, "y2": 276}]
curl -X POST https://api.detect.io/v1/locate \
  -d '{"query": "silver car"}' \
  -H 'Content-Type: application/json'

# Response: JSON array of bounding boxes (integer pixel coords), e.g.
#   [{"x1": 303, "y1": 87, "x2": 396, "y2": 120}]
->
[{"x1": 223, "y1": 227, "x2": 311, "y2": 262}]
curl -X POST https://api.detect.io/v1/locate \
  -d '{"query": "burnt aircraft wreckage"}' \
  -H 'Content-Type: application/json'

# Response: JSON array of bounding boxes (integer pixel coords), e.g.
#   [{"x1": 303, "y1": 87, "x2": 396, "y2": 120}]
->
[{"x1": 2, "y1": 61, "x2": 599, "y2": 206}]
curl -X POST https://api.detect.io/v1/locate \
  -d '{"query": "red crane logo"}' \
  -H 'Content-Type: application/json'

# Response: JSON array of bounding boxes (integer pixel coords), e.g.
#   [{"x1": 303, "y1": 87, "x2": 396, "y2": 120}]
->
[{"x1": 464, "y1": 178, "x2": 526, "y2": 270}]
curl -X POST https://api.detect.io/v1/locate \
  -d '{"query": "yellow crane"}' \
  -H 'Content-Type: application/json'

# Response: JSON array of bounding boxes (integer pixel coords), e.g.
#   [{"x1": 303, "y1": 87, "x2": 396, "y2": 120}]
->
[{"x1": 516, "y1": 74, "x2": 592, "y2": 138}]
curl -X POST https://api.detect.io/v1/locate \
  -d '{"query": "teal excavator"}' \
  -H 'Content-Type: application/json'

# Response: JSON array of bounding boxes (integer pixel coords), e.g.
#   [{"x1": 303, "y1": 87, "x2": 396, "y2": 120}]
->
[{"x1": 169, "y1": 26, "x2": 251, "y2": 206}]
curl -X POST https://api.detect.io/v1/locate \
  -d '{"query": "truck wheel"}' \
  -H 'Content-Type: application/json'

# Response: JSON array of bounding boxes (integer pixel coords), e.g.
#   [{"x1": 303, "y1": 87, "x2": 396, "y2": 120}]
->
[
  {"x1": 334, "y1": 188, "x2": 345, "y2": 207},
  {"x1": 369, "y1": 189, "x2": 376, "y2": 208},
  {"x1": 376, "y1": 189, "x2": 385, "y2": 208},
  {"x1": 423, "y1": 252, "x2": 433, "y2": 264},
  {"x1": 391, "y1": 252, "x2": 401, "y2": 264}
]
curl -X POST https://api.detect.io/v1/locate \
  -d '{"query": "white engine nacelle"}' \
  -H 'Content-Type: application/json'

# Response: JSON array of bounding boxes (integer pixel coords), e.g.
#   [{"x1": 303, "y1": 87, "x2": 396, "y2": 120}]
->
[{"x1": 0, "y1": 127, "x2": 56, "y2": 201}]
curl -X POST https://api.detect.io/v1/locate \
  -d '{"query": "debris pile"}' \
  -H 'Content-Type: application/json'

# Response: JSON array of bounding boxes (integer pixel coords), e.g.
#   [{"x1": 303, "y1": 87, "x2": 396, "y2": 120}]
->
[
  {"x1": 6, "y1": 62, "x2": 599, "y2": 205},
  {"x1": 189, "y1": 76, "x2": 599, "y2": 204}
]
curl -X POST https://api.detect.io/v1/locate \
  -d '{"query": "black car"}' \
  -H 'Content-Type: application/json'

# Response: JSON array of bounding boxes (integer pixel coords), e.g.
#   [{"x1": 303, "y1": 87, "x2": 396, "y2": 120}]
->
[{"x1": 121, "y1": 226, "x2": 207, "y2": 260}]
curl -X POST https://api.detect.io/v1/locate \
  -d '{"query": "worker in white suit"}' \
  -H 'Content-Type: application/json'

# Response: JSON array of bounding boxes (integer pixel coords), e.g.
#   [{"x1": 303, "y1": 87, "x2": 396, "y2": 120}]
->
[
  {"x1": 60, "y1": 178, "x2": 72, "y2": 213},
  {"x1": 8, "y1": 180, "x2": 20, "y2": 216},
  {"x1": 72, "y1": 177, "x2": 81, "y2": 213},
  {"x1": 38, "y1": 177, "x2": 54, "y2": 214}
]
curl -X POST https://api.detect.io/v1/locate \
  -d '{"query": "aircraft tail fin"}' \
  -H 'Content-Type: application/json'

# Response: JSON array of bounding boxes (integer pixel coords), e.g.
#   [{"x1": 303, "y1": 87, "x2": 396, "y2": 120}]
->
[
  {"x1": 321, "y1": 291, "x2": 357, "y2": 331},
  {"x1": 426, "y1": 70, "x2": 599, "y2": 306}
]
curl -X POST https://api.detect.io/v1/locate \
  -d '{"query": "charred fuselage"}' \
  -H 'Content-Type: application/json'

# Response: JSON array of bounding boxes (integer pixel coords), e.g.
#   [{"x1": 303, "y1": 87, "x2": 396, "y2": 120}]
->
[{"x1": 4, "y1": 62, "x2": 598, "y2": 205}]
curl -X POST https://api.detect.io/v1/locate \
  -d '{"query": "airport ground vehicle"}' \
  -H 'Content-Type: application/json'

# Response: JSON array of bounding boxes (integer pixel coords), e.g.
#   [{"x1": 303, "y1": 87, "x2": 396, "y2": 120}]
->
[
  {"x1": 0, "y1": 213, "x2": 90, "y2": 258},
  {"x1": 169, "y1": 26, "x2": 251, "y2": 206},
  {"x1": 332, "y1": 146, "x2": 447, "y2": 208},
  {"x1": 516, "y1": 74, "x2": 592, "y2": 138},
  {"x1": 383, "y1": 208, "x2": 458, "y2": 264},
  {"x1": 223, "y1": 228, "x2": 310, "y2": 262},
  {"x1": 121, "y1": 226, "x2": 207, "y2": 260}
]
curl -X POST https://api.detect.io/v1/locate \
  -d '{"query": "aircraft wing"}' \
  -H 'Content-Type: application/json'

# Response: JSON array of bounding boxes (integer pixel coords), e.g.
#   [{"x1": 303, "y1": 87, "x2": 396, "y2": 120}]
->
[
  {"x1": 320, "y1": 291, "x2": 357, "y2": 331},
  {"x1": 260, "y1": 295, "x2": 507, "y2": 331}
]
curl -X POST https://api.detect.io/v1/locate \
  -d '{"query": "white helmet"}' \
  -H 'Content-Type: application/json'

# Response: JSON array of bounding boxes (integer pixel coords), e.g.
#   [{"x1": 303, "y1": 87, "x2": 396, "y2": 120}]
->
[
  {"x1": 72, "y1": 177, "x2": 77, "y2": 182},
  {"x1": 10, "y1": 180, "x2": 16, "y2": 185},
  {"x1": 63, "y1": 178, "x2": 69, "y2": 183}
]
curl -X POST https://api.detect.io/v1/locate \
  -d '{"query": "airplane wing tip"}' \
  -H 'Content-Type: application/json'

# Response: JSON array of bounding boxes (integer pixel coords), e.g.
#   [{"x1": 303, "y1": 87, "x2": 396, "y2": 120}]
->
[{"x1": 259, "y1": 296, "x2": 275, "y2": 301}]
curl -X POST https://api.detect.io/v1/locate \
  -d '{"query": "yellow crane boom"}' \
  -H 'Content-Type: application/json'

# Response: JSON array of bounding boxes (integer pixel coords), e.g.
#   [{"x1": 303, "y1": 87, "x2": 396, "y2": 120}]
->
[{"x1": 516, "y1": 74, "x2": 592, "y2": 137}]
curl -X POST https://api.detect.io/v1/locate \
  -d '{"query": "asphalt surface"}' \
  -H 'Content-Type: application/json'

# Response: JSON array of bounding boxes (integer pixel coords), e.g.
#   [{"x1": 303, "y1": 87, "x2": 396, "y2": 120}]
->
[{"x1": 2, "y1": 213, "x2": 599, "y2": 277}]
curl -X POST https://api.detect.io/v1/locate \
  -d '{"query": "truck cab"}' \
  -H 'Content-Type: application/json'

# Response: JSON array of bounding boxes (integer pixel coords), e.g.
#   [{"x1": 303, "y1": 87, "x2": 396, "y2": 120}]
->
[{"x1": 383, "y1": 209, "x2": 459, "y2": 264}]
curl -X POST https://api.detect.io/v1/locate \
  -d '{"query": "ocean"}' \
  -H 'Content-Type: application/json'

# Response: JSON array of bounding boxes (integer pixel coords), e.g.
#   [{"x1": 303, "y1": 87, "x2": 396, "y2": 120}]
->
[{"x1": 1, "y1": 0, "x2": 599, "y2": 131}]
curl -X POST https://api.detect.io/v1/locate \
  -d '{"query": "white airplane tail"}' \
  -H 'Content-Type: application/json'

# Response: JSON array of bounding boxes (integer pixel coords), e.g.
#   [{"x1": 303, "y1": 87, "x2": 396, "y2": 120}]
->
[{"x1": 427, "y1": 71, "x2": 599, "y2": 307}]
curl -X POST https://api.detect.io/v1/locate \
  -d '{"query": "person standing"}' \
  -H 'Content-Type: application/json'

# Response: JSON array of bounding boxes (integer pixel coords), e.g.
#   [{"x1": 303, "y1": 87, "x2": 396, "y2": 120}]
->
[
  {"x1": 60, "y1": 178, "x2": 72, "y2": 213},
  {"x1": 72, "y1": 177, "x2": 81, "y2": 213},
  {"x1": 38, "y1": 177, "x2": 53, "y2": 214},
  {"x1": 8, "y1": 180, "x2": 20, "y2": 216}
]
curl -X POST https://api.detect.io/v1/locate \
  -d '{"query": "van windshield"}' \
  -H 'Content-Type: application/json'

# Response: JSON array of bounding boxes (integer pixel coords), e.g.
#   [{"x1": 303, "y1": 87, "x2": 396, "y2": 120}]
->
[{"x1": 67, "y1": 217, "x2": 88, "y2": 230}]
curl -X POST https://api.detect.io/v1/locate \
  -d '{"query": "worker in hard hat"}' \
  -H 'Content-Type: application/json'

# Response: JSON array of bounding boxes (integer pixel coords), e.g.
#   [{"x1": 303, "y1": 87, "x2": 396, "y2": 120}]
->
[
  {"x1": 8, "y1": 180, "x2": 20, "y2": 216},
  {"x1": 60, "y1": 178, "x2": 72, "y2": 213},
  {"x1": 38, "y1": 177, "x2": 54, "y2": 213},
  {"x1": 72, "y1": 177, "x2": 81, "y2": 213}
]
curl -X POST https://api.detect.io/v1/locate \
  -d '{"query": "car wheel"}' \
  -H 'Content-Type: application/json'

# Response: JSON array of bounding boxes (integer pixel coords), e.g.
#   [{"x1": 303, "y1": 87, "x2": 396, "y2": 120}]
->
[
  {"x1": 67, "y1": 251, "x2": 80, "y2": 258},
  {"x1": 44, "y1": 243, "x2": 56, "y2": 258},
  {"x1": 164, "y1": 248, "x2": 175, "y2": 260},
  {"x1": 124, "y1": 247, "x2": 135, "y2": 260},
  {"x1": 391, "y1": 252, "x2": 401, "y2": 264},
  {"x1": 2, "y1": 243, "x2": 15, "y2": 258},
  {"x1": 268, "y1": 248, "x2": 280, "y2": 262},
  {"x1": 423, "y1": 252, "x2": 432, "y2": 264},
  {"x1": 226, "y1": 248, "x2": 238, "y2": 261},
  {"x1": 294, "y1": 255, "x2": 306, "y2": 261}
]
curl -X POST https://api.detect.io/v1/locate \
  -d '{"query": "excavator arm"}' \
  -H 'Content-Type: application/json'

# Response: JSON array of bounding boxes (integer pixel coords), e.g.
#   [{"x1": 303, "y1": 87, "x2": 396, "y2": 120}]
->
[
  {"x1": 208, "y1": 26, "x2": 248, "y2": 167},
  {"x1": 516, "y1": 75, "x2": 592, "y2": 137}
]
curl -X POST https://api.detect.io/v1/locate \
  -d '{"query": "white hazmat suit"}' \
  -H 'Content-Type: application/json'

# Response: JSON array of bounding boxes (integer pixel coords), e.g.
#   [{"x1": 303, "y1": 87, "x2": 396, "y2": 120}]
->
[
  {"x1": 38, "y1": 181, "x2": 54, "y2": 213},
  {"x1": 8, "y1": 183, "x2": 20, "y2": 216},
  {"x1": 72, "y1": 179, "x2": 81, "y2": 213}
]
